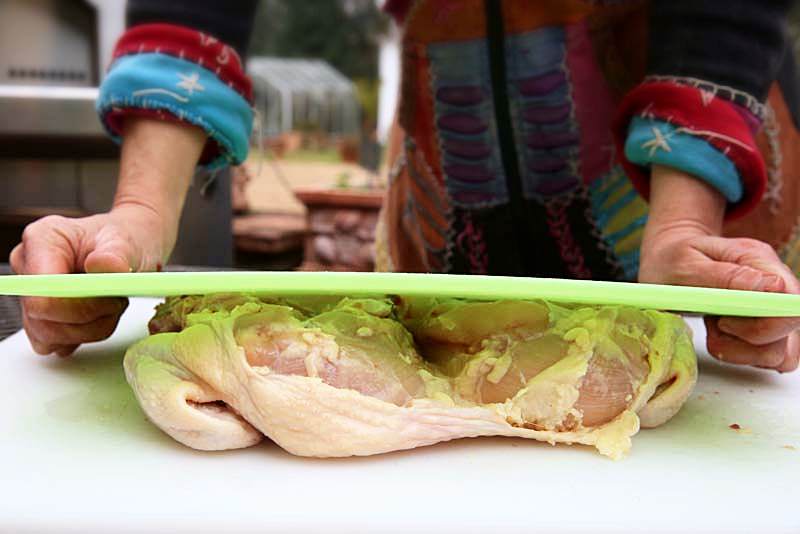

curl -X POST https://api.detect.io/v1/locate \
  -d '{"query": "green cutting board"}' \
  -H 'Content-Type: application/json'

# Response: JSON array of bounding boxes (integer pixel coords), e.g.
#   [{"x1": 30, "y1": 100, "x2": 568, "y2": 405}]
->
[{"x1": 0, "y1": 271, "x2": 799, "y2": 317}]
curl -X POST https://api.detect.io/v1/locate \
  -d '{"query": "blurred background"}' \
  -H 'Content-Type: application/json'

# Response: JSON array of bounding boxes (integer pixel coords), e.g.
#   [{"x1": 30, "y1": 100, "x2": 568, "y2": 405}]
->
[{"x1": 0, "y1": 0, "x2": 399, "y2": 284}]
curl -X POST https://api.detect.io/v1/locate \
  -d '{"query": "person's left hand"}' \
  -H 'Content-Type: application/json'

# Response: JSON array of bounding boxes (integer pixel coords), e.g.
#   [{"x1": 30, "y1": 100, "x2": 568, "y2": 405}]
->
[
  {"x1": 640, "y1": 231, "x2": 800, "y2": 372},
  {"x1": 639, "y1": 165, "x2": 800, "y2": 373}
]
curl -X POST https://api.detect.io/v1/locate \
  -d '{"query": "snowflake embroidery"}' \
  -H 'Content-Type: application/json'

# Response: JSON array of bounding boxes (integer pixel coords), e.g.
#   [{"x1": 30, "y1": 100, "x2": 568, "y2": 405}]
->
[
  {"x1": 177, "y1": 72, "x2": 204, "y2": 95},
  {"x1": 641, "y1": 126, "x2": 672, "y2": 157}
]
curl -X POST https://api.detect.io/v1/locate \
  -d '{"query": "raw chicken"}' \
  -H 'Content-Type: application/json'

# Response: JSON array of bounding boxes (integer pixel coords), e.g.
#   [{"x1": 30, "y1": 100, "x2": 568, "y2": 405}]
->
[{"x1": 125, "y1": 294, "x2": 697, "y2": 460}]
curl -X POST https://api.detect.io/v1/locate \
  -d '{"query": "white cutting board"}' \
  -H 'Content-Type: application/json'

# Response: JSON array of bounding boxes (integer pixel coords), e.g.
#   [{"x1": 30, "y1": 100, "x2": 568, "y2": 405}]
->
[{"x1": 0, "y1": 299, "x2": 798, "y2": 534}]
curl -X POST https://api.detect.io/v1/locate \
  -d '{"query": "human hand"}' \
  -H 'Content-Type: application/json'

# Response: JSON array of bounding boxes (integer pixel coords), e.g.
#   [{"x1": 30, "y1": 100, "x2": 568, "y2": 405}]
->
[
  {"x1": 10, "y1": 206, "x2": 173, "y2": 356},
  {"x1": 639, "y1": 165, "x2": 800, "y2": 372},
  {"x1": 10, "y1": 117, "x2": 206, "y2": 356}
]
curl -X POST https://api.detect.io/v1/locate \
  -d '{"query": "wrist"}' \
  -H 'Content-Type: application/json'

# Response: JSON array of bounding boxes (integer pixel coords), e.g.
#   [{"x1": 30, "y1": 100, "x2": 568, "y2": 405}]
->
[
  {"x1": 111, "y1": 116, "x2": 206, "y2": 254},
  {"x1": 644, "y1": 164, "x2": 726, "y2": 240},
  {"x1": 108, "y1": 202, "x2": 178, "y2": 261},
  {"x1": 639, "y1": 165, "x2": 727, "y2": 281}
]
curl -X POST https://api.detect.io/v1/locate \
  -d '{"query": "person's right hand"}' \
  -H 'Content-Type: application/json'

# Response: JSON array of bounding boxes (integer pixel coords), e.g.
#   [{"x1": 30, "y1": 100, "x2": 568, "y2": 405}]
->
[
  {"x1": 10, "y1": 115, "x2": 207, "y2": 356},
  {"x1": 10, "y1": 205, "x2": 174, "y2": 356}
]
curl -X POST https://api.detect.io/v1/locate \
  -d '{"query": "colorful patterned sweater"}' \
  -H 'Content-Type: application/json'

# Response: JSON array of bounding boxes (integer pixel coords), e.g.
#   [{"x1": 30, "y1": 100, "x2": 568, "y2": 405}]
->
[{"x1": 97, "y1": 0, "x2": 800, "y2": 279}]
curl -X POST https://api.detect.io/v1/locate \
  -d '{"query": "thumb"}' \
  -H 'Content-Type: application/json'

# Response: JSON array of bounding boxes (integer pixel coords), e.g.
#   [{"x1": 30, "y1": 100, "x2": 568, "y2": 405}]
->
[{"x1": 83, "y1": 227, "x2": 140, "y2": 274}]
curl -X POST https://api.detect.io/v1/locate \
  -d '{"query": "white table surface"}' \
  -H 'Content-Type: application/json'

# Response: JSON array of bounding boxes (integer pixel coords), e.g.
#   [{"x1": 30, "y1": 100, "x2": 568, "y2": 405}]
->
[{"x1": 0, "y1": 298, "x2": 798, "y2": 534}]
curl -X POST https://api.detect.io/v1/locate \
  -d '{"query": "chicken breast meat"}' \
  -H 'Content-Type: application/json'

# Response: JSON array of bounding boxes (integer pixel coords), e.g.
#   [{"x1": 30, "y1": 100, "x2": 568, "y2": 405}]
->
[{"x1": 124, "y1": 294, "x2": 697, "y2": 460}]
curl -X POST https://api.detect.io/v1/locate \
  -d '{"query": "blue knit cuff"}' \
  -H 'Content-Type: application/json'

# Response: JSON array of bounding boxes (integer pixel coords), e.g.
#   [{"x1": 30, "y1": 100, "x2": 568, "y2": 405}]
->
[
  {"x1": 624, "y1": 117, "x2": 743, "y2": 203},
  {"x1": 97, "y1": 53, "x2": 253, "y2": 170}
]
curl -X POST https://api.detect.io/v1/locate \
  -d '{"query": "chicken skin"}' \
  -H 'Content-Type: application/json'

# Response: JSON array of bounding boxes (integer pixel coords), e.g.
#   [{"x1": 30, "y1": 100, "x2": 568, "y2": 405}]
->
[{"x1": 125, "y1": 294, "x2": 697, "y2": 459}]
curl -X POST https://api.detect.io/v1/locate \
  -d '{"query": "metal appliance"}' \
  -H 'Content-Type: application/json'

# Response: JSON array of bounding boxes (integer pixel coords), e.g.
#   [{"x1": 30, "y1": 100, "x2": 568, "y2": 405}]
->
[{"x1": 0, "y1": 0, "x2": 234, "y2": 268}]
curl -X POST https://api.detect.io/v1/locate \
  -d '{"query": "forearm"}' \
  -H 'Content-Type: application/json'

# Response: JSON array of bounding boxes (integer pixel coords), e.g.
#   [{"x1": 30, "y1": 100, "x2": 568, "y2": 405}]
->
[
  {"x1": 112, "y1": 117, "x2": 207, "y2": 255},
  {"x1": 618, "y1": 2, "x2": 792, "y2": 225},
  {"x1": 640, "y1": 164, "x2": 728, "y2": 274},
  {"x1": 645, "y1": 164, "x2": 726, "y2": 237},
  {"x1": 98, "y1": 7, "x2": 256, "y2": 180}
]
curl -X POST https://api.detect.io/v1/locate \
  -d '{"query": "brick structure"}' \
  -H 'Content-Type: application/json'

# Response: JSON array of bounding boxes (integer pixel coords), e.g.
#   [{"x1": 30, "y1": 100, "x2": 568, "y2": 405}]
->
[{"x1": 295, "y1": 189, "x2": 384, "y2": 271}]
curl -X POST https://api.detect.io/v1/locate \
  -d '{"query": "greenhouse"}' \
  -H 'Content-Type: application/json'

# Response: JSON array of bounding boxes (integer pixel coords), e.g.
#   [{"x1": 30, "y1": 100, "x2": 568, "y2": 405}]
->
[{"x1": 247, "y1": 57, "x2": 361, "y2": 137}]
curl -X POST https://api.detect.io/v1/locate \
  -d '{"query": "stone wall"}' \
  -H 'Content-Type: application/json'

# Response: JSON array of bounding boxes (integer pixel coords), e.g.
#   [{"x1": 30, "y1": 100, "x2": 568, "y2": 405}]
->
[{"x1": 296, "y1": 190, "x2": 383, "y2": 272}]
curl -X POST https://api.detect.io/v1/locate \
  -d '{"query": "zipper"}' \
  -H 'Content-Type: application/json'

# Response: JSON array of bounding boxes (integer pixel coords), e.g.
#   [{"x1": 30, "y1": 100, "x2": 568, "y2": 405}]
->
[{"x1": 484, "y1": 0, "x2": 536, "y2": 272}]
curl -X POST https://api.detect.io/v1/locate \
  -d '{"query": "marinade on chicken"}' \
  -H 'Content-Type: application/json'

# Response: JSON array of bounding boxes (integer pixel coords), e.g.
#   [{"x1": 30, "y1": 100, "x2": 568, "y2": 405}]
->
[{"x1": 125, "y1": 294, "x2": 697, "y2": 460}]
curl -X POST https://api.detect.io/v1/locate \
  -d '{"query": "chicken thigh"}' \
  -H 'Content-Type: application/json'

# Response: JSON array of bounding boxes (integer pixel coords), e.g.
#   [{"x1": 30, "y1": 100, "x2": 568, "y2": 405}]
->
[{"x1": 125, "y1": 294, "x2": 697, "y2": 459}]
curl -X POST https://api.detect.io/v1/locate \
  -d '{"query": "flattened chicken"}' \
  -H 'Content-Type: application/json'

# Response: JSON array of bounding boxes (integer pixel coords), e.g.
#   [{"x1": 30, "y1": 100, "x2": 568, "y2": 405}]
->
[{"x1": 125, "y1": 294, "x2": 697, "y2": 459}]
